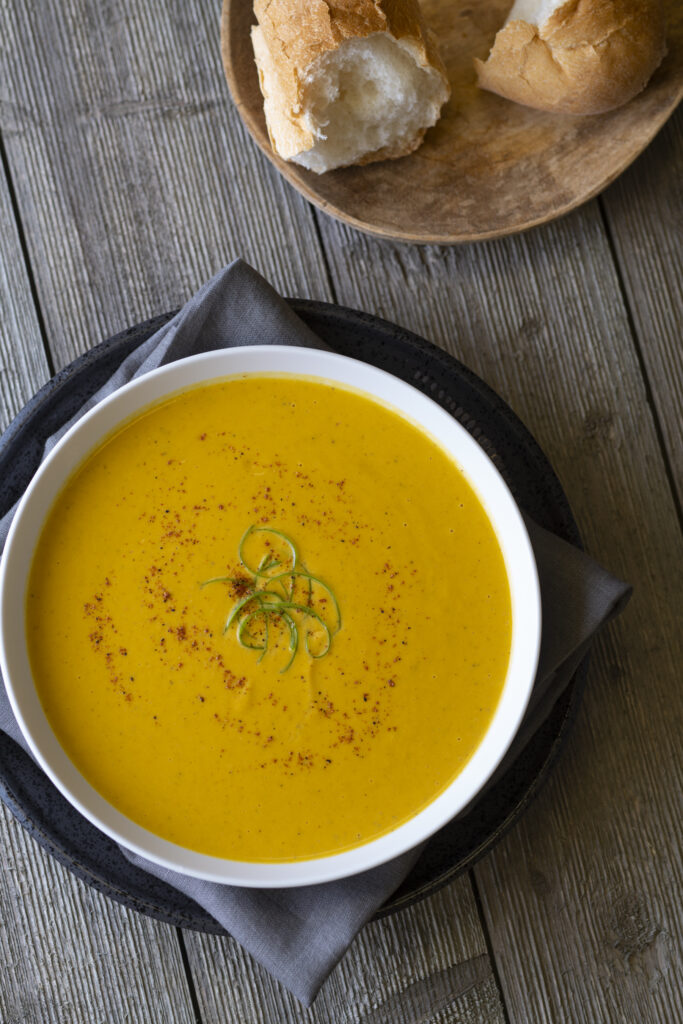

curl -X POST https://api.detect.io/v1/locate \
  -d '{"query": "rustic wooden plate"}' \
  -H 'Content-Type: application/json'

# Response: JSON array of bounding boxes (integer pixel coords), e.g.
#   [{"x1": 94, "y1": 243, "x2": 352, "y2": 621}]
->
[{"x1": 222, "y1": 0, "x2": 683, "y2": 244}]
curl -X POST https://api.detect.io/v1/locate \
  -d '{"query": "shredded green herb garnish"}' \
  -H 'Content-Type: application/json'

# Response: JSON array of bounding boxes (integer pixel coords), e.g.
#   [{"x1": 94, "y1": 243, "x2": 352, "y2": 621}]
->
[{"x1": 202, "y1": 525, "x2": 341, "y2": 672}]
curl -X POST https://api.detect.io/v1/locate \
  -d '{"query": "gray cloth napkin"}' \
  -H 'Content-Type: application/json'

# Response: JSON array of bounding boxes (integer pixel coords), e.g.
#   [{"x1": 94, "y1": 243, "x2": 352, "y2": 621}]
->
[{"x1": 0, "y1": 259, "x2": 631, "y2": 1005}]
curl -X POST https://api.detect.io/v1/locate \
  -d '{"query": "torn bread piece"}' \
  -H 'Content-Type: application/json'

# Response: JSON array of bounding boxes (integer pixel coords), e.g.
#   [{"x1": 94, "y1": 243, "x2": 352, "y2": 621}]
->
[
  {"x1": 250, "y1": 0, "x2": 450, "y2": 174},
  {"x1": 475, "y1": 0, "x2": 667, "y2": 115}
]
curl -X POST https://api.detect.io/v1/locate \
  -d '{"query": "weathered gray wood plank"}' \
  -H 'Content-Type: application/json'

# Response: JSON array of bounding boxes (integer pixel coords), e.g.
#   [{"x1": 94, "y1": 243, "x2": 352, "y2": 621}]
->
[
  {"x1": 315, "y1": 202, "x2": 682, "y2": 1023},
  {"x1": 601, "y1": 105, "x2": 683, "y2": 508},
  {"x1": 0, "y1": 152, "x2": 48, "y2": 433},
  {"x1": 183, "y1": 882, "x2": 504, "y2": 1022},
  {"x1": 0, "y1": 158, "x2": 198, "y2": 1024},
  {"x1": 0, "y1": 0, "x2": 333, "y2": 371},
  {"x1": 0, "y1": 803, "x2": 199, "y2": 1024}
]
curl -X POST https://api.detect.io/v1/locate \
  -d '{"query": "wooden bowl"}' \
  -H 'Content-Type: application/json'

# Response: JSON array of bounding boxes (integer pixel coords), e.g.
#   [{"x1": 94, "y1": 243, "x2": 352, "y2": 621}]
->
[{"x1": 221, "y1": 0, "x2": 683, "y2": 244}]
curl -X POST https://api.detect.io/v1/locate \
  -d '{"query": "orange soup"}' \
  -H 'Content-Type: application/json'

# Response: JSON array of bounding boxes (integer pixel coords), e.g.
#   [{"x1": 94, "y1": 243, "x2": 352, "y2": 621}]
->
[{"x1": 26, "y1": 376, "x2": 511, "y2": 861}]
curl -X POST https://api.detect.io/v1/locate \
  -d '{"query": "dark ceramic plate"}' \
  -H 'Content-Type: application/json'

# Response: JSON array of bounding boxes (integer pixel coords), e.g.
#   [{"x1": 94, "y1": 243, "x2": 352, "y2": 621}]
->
[{"x1": 0, "y1": 302, "x2": 586, "y2": 928}]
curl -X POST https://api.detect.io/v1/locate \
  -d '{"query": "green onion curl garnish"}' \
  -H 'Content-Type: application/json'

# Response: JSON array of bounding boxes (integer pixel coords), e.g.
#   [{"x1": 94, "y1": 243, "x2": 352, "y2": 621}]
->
[{"x1": 202, "y1": 525, "x2": 341, "y2": 671}]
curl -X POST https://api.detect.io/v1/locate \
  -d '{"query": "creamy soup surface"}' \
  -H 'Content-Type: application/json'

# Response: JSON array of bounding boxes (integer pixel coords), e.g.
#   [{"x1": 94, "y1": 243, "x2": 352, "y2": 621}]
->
[{"x1": 26, "y1": 376, "x2": 511, "y2": 861}]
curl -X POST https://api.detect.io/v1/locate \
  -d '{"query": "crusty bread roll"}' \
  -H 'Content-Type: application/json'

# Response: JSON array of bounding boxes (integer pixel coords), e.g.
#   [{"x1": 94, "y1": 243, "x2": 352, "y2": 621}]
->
[
  {"x1": 475, "y1": 0, "x2": 667, "y2": 115},
  {"x1": 251, "y1": 0, "x2": 450, "y2": 174}
]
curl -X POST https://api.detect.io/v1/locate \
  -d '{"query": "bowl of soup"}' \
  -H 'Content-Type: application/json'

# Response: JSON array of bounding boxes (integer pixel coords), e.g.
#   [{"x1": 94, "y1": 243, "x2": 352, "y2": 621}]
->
[{"x1": 0, "y1": 346, "x2": 541, "y2": 886}]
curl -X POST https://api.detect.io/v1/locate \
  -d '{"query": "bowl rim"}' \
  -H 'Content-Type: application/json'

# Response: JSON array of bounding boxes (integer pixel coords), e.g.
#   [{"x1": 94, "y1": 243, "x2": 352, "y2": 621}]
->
[{"x1": 0, "y1": 345, "x2": 541, "y2": 887}]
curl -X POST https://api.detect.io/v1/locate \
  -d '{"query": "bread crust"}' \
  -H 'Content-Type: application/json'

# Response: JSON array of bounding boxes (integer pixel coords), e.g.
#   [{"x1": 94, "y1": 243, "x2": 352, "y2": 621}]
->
[
  {"x1": 475, "y1": 0, "x2": 667, "y2": 115},
  {"x1": 251, "y1": 0, "x2": 449, "y2": 164}
]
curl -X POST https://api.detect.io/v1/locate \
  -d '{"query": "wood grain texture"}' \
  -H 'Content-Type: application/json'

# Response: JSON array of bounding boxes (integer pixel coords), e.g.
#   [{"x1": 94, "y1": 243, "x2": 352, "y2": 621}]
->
[
  {"x1": 600, "y1": 106, "x2": 683, "y2": 508},
  {"x1": 0, "y1": 155, "x2": 49, "y2": 433},
  {"x1": 222, "y1": 0, "x2": 683, "y2": 242},
  {"x1": 0, "y1": 803, "x2": 198, "y2": 1024},
  {"x1": 183, "y1": 881, "x2": 505, "y2": 1021},
  {"x1": 313, "y1": 202, "x2": 683, "y2": 1022},
  {"x1": 0, "y1": 0, "x2": 333, "y2": 372}
]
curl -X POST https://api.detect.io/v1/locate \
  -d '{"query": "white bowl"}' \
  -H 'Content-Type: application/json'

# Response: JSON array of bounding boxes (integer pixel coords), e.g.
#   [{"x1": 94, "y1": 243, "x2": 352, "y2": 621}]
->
[{"x1": 0, "y1": 346, "x2": 541, "y2": 886}]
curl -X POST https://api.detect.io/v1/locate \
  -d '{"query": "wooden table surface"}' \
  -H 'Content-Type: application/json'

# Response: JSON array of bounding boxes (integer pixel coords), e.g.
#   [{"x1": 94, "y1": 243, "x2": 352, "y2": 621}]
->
[{"x1": 1, "y1": 3, "x2": 681, "y2": 1022}]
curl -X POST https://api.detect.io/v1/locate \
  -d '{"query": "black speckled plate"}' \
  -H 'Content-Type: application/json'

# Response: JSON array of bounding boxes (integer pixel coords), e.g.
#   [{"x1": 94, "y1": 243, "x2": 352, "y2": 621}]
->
[{"x1": 0, "y1": 302, "x2": 586, "y2": 929}]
